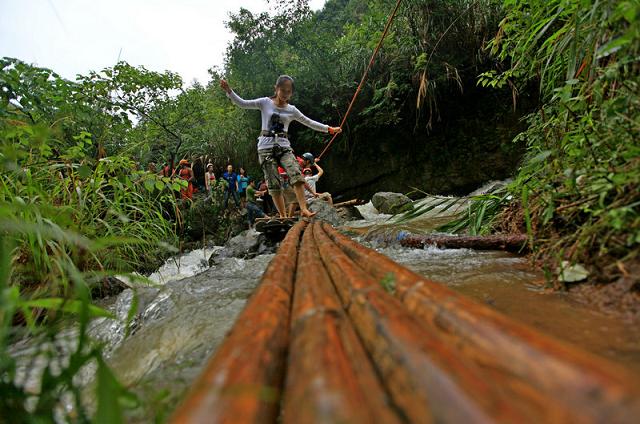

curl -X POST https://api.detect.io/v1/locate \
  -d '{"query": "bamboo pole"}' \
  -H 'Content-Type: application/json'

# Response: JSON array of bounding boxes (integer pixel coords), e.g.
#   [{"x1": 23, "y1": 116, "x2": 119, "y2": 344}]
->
[
  {"x1": 171, "y1": 222, "x2": 307, "y2": 424},
  {"x1": 321, "y1": 222, "x2": 640, "y2": 423},
  {"x1": 313, "y1": 222, "x2": 548, "y2": 423},
  {"x1": 282, "y1": 223, "x2": 400, "y2": 423}
]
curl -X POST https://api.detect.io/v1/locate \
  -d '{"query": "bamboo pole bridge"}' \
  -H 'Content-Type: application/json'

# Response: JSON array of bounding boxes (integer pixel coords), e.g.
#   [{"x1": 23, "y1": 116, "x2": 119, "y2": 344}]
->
[{"x1": 172, "y1": 221, "x2": 640, "y2": 423}]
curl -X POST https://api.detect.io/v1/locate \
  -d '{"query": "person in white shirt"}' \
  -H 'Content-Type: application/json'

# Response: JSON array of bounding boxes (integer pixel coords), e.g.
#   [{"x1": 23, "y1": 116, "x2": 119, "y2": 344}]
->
[
  {"x1": 219, "y1": 75, "x2": 341, "y2": 218},
  {"x1": 303, "y1": 162, "x2": 333, "y2": 206}
]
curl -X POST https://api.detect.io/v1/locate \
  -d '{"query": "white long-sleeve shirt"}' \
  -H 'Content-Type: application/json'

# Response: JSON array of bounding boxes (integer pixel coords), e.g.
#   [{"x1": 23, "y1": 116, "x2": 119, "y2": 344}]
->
[{"x1": 226, "y1": 90, "x2": 329, "y2": 151}]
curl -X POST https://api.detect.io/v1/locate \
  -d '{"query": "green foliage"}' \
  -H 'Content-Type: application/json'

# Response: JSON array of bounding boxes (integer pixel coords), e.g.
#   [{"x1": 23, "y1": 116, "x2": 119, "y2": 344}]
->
[
  {"x1": 1, "y1": 58, "x2": 180, "y2": 418},
  {"x1": 488, "y1": 0, "x2": 640, "y2": 98},
  {"x1": 393, "y1": 1, "x2": 638, "y2": 281},
  {"x1": 482, "y1": 0, "x2": 640, "y2": 282},
  {"x1": 437, "y1": 187, "x2": 511, "y2": 235},
  {"x1": 0, "y1": 123, "x2": 179, "y2": 284},
  {"x1": 1, "y1": 58, "x2": 229, "y2": 168},
  {"x1": 1, "y1": 58, "x2": 132, "y2": 159},
  {"x1": 0, "y1": 58, "x2": 74, "y2": 123}
]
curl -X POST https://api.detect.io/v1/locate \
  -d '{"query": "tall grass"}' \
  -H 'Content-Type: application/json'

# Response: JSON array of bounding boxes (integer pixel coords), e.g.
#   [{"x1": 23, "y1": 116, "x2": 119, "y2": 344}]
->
[
  {"x1": 0, "y1": 116, "x2": 180, "y2": 419},
  {"x1": 481, "y1": 0, "x2": 640, "y2": 284},
  {"x1": 395, "y1": 185, "x2": 510, "y2": 236},
  {"x1": 436, "y1": 187, "x2": 511, "y2": 235}
]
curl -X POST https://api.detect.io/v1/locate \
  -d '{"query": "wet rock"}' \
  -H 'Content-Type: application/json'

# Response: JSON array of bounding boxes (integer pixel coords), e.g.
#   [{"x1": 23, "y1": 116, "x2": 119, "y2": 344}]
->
[
  {"x1": 209, "y1": 229, "x2": 277, "y2": 264},
  {"x1": 309, "y1": 200, "x2": 346, "y2": 226},
  {"x1": 337, "y1": 205, "x2": 364, "y2": 221},
  {"x1": 90, "y1": 276, "x2": 129, "y2": 299},
  {"x1": 371, "y1": 192, "x2": 413, "y2": 215}
]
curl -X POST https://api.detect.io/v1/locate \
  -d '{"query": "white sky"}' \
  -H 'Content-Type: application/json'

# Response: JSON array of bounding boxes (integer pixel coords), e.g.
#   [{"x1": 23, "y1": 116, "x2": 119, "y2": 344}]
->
[{"x1": 0, "y1": 0, "x2": 327, "y2": 86}]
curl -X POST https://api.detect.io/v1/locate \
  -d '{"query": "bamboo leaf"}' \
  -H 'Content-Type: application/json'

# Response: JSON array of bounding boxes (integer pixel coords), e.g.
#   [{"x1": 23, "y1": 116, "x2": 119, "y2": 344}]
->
[{"x1": 22, "y1": 298, "x2": 115, "y2": 319}]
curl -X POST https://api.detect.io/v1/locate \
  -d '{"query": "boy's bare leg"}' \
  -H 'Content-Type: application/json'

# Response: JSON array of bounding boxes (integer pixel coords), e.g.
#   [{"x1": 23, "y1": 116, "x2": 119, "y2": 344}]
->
[
  {"x1": 293, "y1": 182, "x2": 316, "y2": 218},
  {"x1": 272, "y1": 193, "x2": 287, "y2": 218}
]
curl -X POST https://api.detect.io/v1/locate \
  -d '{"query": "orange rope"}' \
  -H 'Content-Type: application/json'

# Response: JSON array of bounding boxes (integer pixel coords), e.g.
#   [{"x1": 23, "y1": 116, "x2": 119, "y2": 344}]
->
[{"x1": 317, "y1": 0, "x2": 404, "y2": 160}]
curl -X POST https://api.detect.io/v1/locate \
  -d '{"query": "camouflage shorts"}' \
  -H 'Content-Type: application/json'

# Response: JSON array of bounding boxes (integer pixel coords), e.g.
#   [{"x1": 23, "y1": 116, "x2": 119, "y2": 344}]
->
[{"x1": 257, "y1": 147, "x2": 303, "y2": 195}]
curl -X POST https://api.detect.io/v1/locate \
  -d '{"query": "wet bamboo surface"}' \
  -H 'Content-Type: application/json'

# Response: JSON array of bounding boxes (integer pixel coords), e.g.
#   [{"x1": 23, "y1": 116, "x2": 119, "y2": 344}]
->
[
  {"x1": 171, "y1": 221, "x2": 306, "y2": 423},
  {"x1": 172, "y1": 221, "x2": 640, "y2": 424}
]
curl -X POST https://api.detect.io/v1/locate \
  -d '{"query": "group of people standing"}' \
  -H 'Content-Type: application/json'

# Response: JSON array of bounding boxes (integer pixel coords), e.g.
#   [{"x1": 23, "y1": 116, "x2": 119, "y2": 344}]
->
[
  {"x1": 207, "y1": 162, "x2": 278, "y2": 227},
  {"x1": 216, "y1": 164, "x2": 250, "y2": 208},
  {"x1": 154, "y1": 160, "x2": 253, "y2": 206},
  {"x1": 218, "y1": 164, "x2": 282, "y2": 228}
]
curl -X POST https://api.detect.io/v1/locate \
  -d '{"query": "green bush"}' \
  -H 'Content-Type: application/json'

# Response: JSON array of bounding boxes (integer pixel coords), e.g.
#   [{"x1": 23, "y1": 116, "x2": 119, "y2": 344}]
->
[
  {"x1": 0, "y1": 116, "x2": 180, "y2": 420},
  {"x1": 482, "y1": 0, "x2": 640, "y2": 283}
]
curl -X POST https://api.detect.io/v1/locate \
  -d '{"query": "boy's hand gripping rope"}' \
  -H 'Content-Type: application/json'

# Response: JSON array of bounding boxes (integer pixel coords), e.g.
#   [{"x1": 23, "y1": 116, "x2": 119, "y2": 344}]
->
[{"x1": 317, "y1": 0, "x2": 403, "y2": 160}]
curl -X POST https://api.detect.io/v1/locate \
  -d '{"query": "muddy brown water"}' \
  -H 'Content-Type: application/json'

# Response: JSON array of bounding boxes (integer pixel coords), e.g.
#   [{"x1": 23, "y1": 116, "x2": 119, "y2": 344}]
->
[{"x1": 351, "y1": 200, "x2": 640, "y2": 377}]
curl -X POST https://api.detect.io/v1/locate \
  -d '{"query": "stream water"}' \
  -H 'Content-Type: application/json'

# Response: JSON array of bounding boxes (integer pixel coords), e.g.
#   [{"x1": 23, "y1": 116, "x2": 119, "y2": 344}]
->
[
  {"x1": 92, "y1": 252, "x2": 276, "y2": 421},
  {"x1": 9, "y1": 188, "x2": 640, "y2": 421},
  {"x1": 350, "y1": 199, "x2": 640, "y2": 376}
]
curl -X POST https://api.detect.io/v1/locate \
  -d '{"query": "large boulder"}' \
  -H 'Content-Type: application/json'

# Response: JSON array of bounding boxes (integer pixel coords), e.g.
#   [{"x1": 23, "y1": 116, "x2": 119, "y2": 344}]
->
[
  {"x1": 309, "y1": 200, "x2": 345, "y2": 227},
  {"x1": 337, "y1": 205, "x2": 364, "y2": 221},
  {"x1": 371, "y1": 192, "x2": 413, "y2": 215},
  {"x1": 209, "y1": 229, "x2": 277, "y2": 265}
]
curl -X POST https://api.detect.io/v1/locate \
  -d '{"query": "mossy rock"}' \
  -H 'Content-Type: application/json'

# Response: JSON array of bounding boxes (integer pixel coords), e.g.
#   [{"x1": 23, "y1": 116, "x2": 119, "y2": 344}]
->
[{"x1": 371, "y1": 192, "x2": 414, "y2": 215}]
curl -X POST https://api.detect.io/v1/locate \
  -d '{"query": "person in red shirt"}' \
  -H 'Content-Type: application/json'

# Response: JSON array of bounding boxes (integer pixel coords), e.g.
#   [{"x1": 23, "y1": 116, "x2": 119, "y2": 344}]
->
[{"x1": 178, "y1": 159, "x2": 194, "y2": 200}]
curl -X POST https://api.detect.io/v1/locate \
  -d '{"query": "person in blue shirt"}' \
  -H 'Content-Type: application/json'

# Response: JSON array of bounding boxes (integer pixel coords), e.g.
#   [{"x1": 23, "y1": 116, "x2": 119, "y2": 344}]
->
[
  {"x1": 237, "y1": 167, "x2": 249, "y2": 207},
  {"x1": 222, "y1": 164, "x2": 240, "y2": 209}
]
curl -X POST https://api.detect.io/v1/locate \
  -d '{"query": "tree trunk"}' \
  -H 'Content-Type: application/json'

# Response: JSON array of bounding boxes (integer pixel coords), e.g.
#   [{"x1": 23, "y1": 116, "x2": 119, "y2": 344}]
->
[{"x1": 399, "y1": 233, "x2": 529, "y2": 253}]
